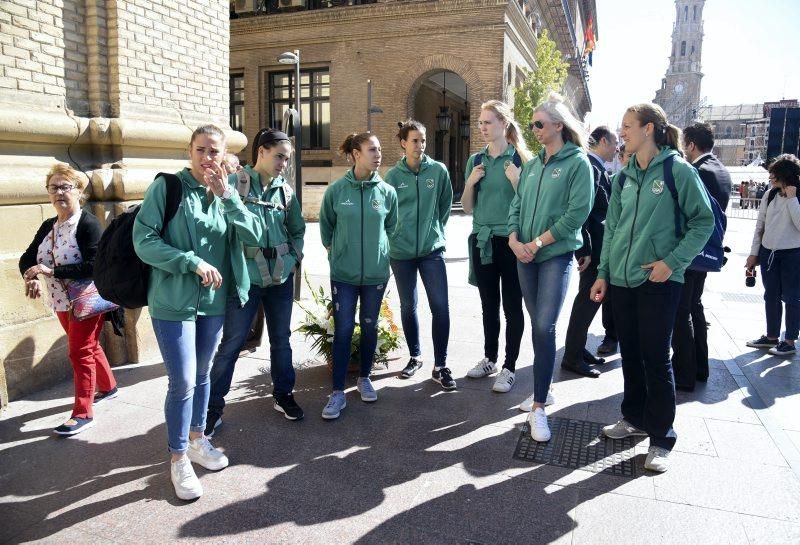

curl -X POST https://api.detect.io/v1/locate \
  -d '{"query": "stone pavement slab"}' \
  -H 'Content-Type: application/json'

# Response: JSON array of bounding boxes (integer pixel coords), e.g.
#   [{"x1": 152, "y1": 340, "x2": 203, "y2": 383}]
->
[{"x1": 2, "y1": 215, "x2": 800, "y2": 544}]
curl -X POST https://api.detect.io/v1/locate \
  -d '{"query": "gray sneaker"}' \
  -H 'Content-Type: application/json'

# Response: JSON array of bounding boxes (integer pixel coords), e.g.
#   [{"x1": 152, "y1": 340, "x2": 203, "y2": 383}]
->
[
  {"x1": 357, "y1": 377, "x2": 378, "y2": 402},
  {"x1": 602, "y1": 419, "x2": 648, "y2": 439},
  {"x1": 322, "y1": 391, "x2": 347, "y2": 420}
]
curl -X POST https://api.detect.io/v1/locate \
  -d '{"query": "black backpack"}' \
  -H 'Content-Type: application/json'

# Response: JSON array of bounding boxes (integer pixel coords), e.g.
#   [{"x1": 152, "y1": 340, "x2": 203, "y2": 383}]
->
[{"x1": 94, "y1": 173, "x2": 182, "y2": 309}]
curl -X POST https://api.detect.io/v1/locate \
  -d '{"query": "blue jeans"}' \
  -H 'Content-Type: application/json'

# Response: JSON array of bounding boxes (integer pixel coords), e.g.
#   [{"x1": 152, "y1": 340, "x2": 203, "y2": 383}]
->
[
  {"x1": 759, "y1": 245, "x2": 800, "y2": 341},
  {"x1": 331, "y1": 280, "x2": 387, "y2": 391},
  {"x1": 517, "y1": 253, "x2": 573, "y2": 404},
  {"x1": 390, "y1": 249, "x2": 450, "y2": 367},
  {"x1": 208, "y1": 274, "x2": 296, "y2": 417},
  {"x1": 152, "y1": 315, "x2": 225, "y2": 454}
]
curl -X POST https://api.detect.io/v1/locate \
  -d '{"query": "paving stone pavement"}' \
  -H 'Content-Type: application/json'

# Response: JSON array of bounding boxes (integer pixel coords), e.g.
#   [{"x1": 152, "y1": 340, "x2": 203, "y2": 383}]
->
[{"x1": 2, "y1": 214, "x2": 800, "y2": 544}]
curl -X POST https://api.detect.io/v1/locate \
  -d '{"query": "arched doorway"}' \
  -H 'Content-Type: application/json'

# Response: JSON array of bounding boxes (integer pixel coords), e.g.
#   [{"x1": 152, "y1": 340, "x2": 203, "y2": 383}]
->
[{"x1": 412, "y1": 70, "x2": 470, "y2": 200}]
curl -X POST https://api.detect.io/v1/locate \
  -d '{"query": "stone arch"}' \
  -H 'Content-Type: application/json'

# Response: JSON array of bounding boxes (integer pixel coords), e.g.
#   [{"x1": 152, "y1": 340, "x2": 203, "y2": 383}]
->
[{"x1": 395, "y1": 54, "x2": 487, "y2": 119}]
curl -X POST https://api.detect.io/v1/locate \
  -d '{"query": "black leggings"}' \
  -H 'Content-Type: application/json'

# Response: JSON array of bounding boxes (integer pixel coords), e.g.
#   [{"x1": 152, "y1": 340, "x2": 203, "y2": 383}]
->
[{"x1": 470, "y1": 234, "x2": 524, "y2": 370}]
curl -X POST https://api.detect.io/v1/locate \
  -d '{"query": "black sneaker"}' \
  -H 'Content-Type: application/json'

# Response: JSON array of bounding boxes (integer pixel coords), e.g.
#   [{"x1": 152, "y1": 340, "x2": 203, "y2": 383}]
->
[
  {"x1": 596, "y1": 338, "x2": 618, "y2": 356},
  {"x1": 93, "y1": 386, "x2": 119, "y2": 405},
  {"x1": 204, "y1": 412, "x2": 223, "y2": 437},
  {"x1": 768, "y1": 341, "x2": 796, "y2": 356},
  {"x1": 746, "y1": 335, "x2": 779, "y2": 349},
  {"x1": 274, "y1": 393, "x2": 304, "y2": 421},
  {"x1": 400, "y1": 357, "x2": 423, "y2": 378},
  {"x1": 54, "y1": 417, "x2": 95, "y2": 436},
  {"x1": 432, "y1": 367, "x2": 457, "y2": 390}
]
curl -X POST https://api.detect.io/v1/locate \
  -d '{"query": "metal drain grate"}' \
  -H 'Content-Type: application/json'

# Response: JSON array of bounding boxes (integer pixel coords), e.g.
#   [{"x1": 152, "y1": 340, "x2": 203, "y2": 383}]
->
[{"x1": 514, "y1": 417, "x2": 642, "y2": 477}]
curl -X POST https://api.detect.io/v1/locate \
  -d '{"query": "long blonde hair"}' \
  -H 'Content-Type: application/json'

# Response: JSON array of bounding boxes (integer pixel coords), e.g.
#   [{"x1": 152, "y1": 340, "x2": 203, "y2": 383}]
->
[
  {"x1": 480, "y1": 100, "x2": 532, "y2": 163},
  {"x1": 533, "y1": 92, "x2": 587, "y2": 149}
]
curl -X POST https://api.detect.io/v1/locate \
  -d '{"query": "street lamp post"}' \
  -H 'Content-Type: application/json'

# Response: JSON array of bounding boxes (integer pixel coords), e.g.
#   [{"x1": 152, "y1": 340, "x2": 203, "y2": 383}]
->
[
  {"x1": 367, "y1": 79, "x2": 383, "y2": 132},
  {"x1": 278, "y1": 49, "x2": 302, "y2": 299}
]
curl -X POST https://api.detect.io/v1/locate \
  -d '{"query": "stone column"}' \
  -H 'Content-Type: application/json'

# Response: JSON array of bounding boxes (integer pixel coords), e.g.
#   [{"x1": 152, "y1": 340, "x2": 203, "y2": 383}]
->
[{"x1": 0, "y1": 0, "x2": 244, "y2": 409}]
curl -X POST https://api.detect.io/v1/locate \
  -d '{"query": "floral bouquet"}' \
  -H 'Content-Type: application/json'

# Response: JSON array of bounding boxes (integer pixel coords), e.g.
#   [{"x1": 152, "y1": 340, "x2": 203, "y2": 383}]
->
[{"x1": 295, "y1": 273, "x2": 402, "y2": 370}]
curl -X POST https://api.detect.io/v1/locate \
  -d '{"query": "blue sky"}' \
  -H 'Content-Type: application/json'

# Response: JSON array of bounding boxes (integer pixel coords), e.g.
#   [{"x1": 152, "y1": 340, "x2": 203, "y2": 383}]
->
[{"x1": 587, "y1": 0, "x2": 800, "y2": 129}]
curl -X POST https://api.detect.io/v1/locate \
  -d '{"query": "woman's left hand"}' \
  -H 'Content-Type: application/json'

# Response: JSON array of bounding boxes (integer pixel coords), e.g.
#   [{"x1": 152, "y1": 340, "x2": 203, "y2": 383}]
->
[
  {"x1": 784, "y1": 185, "x2": 797, "y2": 198},
  {"x1": 203, "y1": 162, "x2": 229, "y2": 198},
  {"x1": 23, "y1": 264, "x2": 53, "y2": 280},
  {"x1": 641, "y1": 260, "x2": 673, "y2": 282},
  {"x1": 25, "y1": 279, "x2": 42, "y2": 299}
]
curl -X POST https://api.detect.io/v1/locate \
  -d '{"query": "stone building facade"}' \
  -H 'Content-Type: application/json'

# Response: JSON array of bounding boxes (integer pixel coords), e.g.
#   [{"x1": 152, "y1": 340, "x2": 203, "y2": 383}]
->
[
  {"x1": 654, "y1": 0, "x2": 705, "y2": 129},
  {"x1": 229, "y1": 0, "x2": 596, "y2": 217},
  {"x1": 0, "y1": 0, "x2": 243, "y2": 408}
]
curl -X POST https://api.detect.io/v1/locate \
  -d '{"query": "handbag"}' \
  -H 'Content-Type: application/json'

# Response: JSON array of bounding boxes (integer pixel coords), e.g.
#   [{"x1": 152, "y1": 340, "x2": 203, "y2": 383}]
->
[{"x1": 51, "y1": 223, "x2": 119, "y2": 320}]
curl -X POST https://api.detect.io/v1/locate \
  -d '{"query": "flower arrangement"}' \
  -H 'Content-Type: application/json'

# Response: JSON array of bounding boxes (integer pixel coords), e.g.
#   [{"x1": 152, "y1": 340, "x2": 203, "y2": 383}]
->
[{"x1": 295, "y1": 273, "x2": 402, "y2": 369}]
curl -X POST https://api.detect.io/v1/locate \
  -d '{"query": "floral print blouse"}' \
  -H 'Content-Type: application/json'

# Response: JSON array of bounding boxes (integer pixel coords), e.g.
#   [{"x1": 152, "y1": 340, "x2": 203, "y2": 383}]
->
[{"x1": 35, "y1": 210, "x2": 83, "y2": 312}]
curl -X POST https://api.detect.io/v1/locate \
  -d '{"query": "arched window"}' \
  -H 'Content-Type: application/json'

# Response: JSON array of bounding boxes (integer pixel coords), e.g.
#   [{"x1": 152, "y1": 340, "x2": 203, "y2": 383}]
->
[
  {"x1": 725, "y1": 126, "x2": 732, "y2": 138},
  {"x1": 693, "y1": 5, "x2": 698, "y2": 21},
  {"x1": 751, "y1": 126, "x2": 756, "y2": 136},
  {"x1": 684, "y1": 6, "x2": 688, "y2": 21},
  {"x1": 680, "y1": 41, "x2": 686, "y2": 56},
  {"x1": 691, "y1": 44, "x2": 695, "y2": 55}
]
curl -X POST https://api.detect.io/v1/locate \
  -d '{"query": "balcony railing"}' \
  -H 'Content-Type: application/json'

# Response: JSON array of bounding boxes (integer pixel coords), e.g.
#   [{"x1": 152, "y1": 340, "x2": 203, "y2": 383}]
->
[{"x1": 231, "y1": 0, "x2": 378, "y2": 18}]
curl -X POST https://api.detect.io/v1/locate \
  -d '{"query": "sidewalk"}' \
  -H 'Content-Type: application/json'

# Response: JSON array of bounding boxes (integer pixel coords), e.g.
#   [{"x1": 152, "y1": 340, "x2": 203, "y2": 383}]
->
[{"x1": 2, "y1": 215, "x2": 800, "y2": 544}]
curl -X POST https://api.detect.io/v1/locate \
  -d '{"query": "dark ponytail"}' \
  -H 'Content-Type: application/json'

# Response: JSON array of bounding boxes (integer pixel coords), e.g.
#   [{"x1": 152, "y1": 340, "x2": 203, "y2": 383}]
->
[
  {"x1": 338, "y1": 132, "x2": 373, "y2": 161},
  {"x1": 251, "y1": 128, "x2": 291, "y2": 165}
]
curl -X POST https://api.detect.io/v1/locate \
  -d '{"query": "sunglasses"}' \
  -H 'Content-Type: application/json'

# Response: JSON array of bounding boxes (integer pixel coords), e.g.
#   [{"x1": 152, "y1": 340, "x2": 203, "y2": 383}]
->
[{"x1": 529, "y1": 120, "x2": 545, "y2": 131}]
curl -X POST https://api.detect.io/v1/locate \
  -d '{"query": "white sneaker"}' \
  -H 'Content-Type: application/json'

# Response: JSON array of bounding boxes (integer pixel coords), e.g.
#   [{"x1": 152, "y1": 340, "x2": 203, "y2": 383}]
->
[
  {"x1": 171, "y1": 456, "x2": 203, "y2": 500},
  {"x1": 492, "y1": 369, "x2": 515, "y2": 393},
  {"x1": 644, "y1": 446, "x2": 671, "y2": 473},
  {"x1": 602, "y1": 419, "x2": 647, "y2": 440},
  {"x1": 528, "y1": 408, "x2": 551, "y2": 442},
  {"x1": 466, "y1": 358, "x2": 497, "y2": 378},
  {"x1": 518, "y1": 389, "x2": 555, "y2": 412},
  {"x1": 187, "y1": 436, "x2": 229, "y2": 471}
]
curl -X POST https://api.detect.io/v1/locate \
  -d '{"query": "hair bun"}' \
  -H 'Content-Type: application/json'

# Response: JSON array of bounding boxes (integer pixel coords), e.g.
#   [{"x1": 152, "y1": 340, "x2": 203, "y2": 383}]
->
[{"x1": 397, "y1": 121, "x2": 404, "y2": 128}]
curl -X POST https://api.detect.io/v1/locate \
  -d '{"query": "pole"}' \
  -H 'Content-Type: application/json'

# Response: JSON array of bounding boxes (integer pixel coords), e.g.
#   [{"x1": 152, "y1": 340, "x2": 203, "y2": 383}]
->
[
  {"x1": 367, "y1": 79, "x2": 372, "y2": 132},
  {"x1": 293, "y1": 50, "x2": 303, "y2": 300}
]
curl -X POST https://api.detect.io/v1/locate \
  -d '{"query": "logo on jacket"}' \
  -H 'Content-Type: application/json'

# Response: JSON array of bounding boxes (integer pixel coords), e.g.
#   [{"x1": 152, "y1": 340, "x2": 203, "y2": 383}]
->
[
  {"x1": 398, "y1": 182, "x2": 408, "y2": 189},
  {"x1": 651, "y1": 180, "x2": 664, "y2": 195},
  {"x1": 504, "y1": 160, "x2": 512, "y2": 170},
  {"x1": 371, "y1": 199, "x2": 382, "y2": 210},
  {"x1": 341, "y1": 198, "x2": 354, "y2": 206},
  {"x1": 426, "y1": 178, "x2": 435, "y2": 189},
  {"x1": 551, "y1": 168, "x2": 562, "y2": 179}
]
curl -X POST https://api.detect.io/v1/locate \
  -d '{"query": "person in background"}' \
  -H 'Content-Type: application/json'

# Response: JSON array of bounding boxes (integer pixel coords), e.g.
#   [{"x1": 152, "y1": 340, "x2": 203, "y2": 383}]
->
[
  {"x1": 20, "y1": 163, "x2": 118, "y2": 436},
  {"x1": 671, "y1": 122, "x2": 732, "y2": 391},
  {"x1": 319, "y1": 132, "x2": 398, "y2": 419},
  {"x1": 385, "y1": 120, "x2": 454, "y2": 387},
  {"x1": 461, "y1": 100, "x2": 532, "y2": 394},
  {"x1": 561, "y1": 126, "x2": 616, "y2": 378},
  {"x1": 745, "y1": 154, "x2": 800, "y2": 357}
]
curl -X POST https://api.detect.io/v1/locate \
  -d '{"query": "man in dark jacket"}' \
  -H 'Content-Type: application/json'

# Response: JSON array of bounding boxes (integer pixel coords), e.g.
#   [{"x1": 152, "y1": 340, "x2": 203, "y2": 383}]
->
[
  {"x1": 672, "y1": 122, "x2": 732, "y2": 390},
  {"x1": 561, "y1": 126, "x2": 618, "y2": 377}
]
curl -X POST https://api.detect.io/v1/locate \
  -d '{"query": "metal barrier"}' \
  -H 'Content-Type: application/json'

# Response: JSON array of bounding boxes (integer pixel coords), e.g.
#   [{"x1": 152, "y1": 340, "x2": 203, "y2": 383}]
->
[{"x1": 726, "y1": 197, "x2": 762, "y2": 219}]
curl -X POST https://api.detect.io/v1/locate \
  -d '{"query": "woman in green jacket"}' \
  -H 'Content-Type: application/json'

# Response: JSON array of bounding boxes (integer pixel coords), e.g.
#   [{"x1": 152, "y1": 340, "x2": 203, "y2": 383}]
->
[
  {"x1": 590, "y1": 104, "x2": 714, "y2": 473},
  {"x1": 206, "y1": 128, "x2": 306, "y2": 433},
  {"x1": 461, "y1": 100, "x2": 532, "y2": 394},
  {"x1": 133, "y1": 125, "x2": 262, "y2": 500},
  {"x1": 385, "y1": 120, "x2": 454, "y2": 389},
  {"x1": 508, "y1": 92, "x2": 594, "y2": 444},
  {"x1": 319, "y1": 132, "x2": 398, "y2": 420}
]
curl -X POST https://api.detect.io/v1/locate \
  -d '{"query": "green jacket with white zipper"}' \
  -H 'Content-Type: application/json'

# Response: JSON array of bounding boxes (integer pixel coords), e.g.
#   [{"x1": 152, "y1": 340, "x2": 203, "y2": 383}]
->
[
  {"x1": 508, "y1": 142, "x2": 594, "y2": 262},
  {"x1": 133, "y1": 168, "x2": 262, "y2": 321},
  {"x1": 319, "y1": 168, "x2": 398, "y2": 285},
  {"x1": 597, "y1": 146, "x2": 714, "y2": 287},
  {"x1": 385, "y1": 154, "x2": 452, "y2": 260}
]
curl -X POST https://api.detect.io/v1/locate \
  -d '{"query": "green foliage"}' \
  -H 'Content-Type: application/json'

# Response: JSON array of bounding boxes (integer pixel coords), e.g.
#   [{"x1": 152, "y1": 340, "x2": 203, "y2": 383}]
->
[
  {"x1": 513, "y1": 29, "x2": 570, "y2": 155},
  {"x1": 295, "y1": 272, "x2": 402, "y2": 369}
]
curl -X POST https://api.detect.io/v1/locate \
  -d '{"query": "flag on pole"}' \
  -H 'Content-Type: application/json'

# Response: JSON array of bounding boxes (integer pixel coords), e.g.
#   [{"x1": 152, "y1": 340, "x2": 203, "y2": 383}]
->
[{"x1": 583, "y1": 17, "x2": 596, "y2": 65}]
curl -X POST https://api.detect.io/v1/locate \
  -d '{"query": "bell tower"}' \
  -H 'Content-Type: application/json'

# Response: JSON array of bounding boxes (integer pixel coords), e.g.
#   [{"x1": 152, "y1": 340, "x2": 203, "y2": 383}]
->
[{"x1": 654, "y1": 0, "x2": 705, "y2": 129}]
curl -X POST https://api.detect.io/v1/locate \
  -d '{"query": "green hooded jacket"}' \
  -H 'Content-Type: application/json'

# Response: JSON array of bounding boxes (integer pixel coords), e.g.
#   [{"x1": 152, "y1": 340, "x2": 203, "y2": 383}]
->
[
  {"x1": 508, "y1": 142, "x2": 594, "y2": 262},
  {"x1": 597, "y1": 147, "x2": 714, "y2": 287},
  {"x1": 384, "y1": 154, "x2": 452, "y2": 260},
  {"x1": 319, "y1": 168, "x2": 398, "y2": 285},
  {"x1": 133, "y1": 168, "x2": 262, "y2": 321},
  {"x1": 236, "y1": 165, "x2": 305, "y2": 288}
]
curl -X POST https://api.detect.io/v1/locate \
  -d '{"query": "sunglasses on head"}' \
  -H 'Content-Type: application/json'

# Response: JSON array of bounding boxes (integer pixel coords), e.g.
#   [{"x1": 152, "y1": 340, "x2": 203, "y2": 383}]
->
[{"x1": 529, "y1": 120, "x2": 545, "y2": 131}]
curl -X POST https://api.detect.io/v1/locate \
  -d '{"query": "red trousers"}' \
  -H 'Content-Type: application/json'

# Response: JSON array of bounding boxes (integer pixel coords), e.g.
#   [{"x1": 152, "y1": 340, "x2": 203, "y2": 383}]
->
[{"x1": 56, "y1": 312, "x2": 116, "y2": 419}]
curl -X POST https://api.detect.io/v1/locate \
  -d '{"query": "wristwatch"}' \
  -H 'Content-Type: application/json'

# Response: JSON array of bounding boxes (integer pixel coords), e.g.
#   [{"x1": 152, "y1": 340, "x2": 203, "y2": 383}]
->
[
  {"x1": 221, "y1": 188, "x2": 232, "y2": 200},
  {"x1": 534, "y1": 237, "x2": 543, "y2": 248}
]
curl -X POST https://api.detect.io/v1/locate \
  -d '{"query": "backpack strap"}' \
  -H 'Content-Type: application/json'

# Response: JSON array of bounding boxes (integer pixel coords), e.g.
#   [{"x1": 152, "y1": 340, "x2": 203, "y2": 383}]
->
[
  {"x1": 617, "y1": 171, "x2": 627, "y2": 189},
  {"x1": 766, "y1": 187, "x2": 780, "y2": 207},
  {"x1": 658, "y1": 156, "x2": 683, "y2": 238},
  {"x1": 155, "y1": 172, "x2": 182, "y2": 235},
  {"x1": 473, "y1": 152, "x2": 486, "y2": 193},
  {"x1": 279, "y1": 183, "x2": 302, "y2": 263}
]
